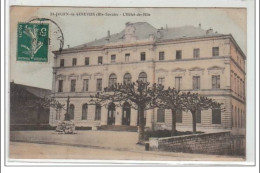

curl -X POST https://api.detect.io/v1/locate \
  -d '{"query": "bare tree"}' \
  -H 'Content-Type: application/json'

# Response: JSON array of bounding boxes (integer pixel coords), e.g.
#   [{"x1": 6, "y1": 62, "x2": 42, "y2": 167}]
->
[
  {"x1": 152, "y1": 86, "x2": 184, "y2": 136},
  {"x1": 90, "y1": 80, "x2": 157, "y2": 144},
  {"x1": 181, "y1": 92, "x2": 223, "y2": 133}
]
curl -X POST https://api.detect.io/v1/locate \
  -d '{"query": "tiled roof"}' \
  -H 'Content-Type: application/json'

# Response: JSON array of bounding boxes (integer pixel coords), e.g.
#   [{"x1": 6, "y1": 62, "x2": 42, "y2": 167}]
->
[{"x1": 63, "y1": 22, "x2": 223, "y2": 51}]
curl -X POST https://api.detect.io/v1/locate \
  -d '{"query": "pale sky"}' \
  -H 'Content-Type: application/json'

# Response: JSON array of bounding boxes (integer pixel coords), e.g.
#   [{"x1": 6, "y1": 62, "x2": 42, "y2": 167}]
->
[{"x1": 10, "y1": 7, "x2": 247, "y2": 89}]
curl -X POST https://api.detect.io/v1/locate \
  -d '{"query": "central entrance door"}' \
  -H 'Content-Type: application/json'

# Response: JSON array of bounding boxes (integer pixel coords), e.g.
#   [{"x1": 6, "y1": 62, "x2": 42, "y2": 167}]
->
[
  {"x1": 122, "y1": 102, "x2": 131, "y2": 126},
  {"x1": 107, "y1": 102, "x2": 116, "y2": 125}
]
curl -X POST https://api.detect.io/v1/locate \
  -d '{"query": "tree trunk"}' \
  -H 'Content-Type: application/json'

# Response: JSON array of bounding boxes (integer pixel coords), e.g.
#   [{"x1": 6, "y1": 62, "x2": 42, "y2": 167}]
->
[
  {"x1": 171, "y1": 109, "x2": 177, "y2": 136},
  {"x1": 191, "y1": 110, "x2": 196, "y2": 133},
  {"x1": 137, "y1": 106, "x2": 145, "y2": 144}
]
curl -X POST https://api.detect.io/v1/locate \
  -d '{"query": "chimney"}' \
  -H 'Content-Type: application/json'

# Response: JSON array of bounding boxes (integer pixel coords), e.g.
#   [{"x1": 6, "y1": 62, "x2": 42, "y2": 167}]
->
[
  {"x1": 199, "y1": 23, "x2": 201, "y2": 28},
  {"x1": 157, "y1": 29, "x2": 162, "y2": 38},
  {"x1": 107, "y1": 30, "x2": 110, "y2": 38},
  {"x1": 206, "y1": 28, "x2": 213, "y2": 35},
  {"x1": 165, "y1": 24, "x2": 168, "y2": 31},
  {"x1": 160, "y1": 26, "x2": 163, "y2": 30},
  {"x1": 67, "y1": 45, "x2": 70, "y2": 48}
]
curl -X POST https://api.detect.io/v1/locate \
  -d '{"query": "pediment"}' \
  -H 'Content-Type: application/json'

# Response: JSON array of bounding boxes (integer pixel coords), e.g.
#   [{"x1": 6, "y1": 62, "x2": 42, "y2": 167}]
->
[
  {"x1": 81, "y1": 73, "x2": 92, "y2": 79},
  {"x1": 207, "y1": 66, "x2": 225, "y2": 71},
  {"x1": 68, "y1": 73, "x2": 79, "y2": 80},
  {"x1": 56, "y1": 74, "x2": 66, "y2": 80},
  {"x1": 189, "y1": 67, "x2": 204, "y2": 71},
  {"x1": 172, "y1": 68, "x2": 186, "y2": 73},
  {"x1": 155, "y1": 68, "x2": 168, "y2": 73},
  {"x1": 94, "y1": 72, "x2": 103, "y2": 78},
  {"x1": 207, "y1": 66, "x2": 225, "y2": 74}
]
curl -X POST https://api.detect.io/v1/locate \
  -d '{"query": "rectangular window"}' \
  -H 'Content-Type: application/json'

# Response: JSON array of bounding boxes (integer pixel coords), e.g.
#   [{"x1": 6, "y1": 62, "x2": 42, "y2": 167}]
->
[
  {"x1": 125, "y1": 53, "x2": 130, "y2": 62},
  {"x1": 157, "y1": 109, "x2": 165, "y2": 122},
  {"x1": 175, "y1": 77, "x2": 182, "y2": 91},
  {"x1": 176, "y1": 110, "x2": 182, "y2": 123},
  {"x1": 212, "y1": 75, "x2": 220, "y2": 89},
  {"x1": 212, "y1": 108, "x2": 221, "y2": 124},
  {"x1": 95, "y1": 104, "x2": 101, "y2": 120},
  {"x1": 158, "y1": 77, "x2": 165, "y2": 86},
  {"x1": 60, "y1": 59, "x2": 64, "y2": 67},
  {"x1": 193, "y1": 76, "x2": 200, "y2": 90},
  {"x1": 83, "y1": 79, "x2": 89, "y2": 92},
  {"x1": 96, "y1": 78, "x2": 102, "y2": 92},
  {"x1": 193, "y1": 48, "x2": 200, "y2": 58},
  {"x1": 159, "y1": 51, "x2": 164, "y2": 61},
  {"x1": 71, "y1": 80, "x2": 76, "y2": 92},
  {"x1": 196, "y1": 110, "x2": 201, "y2": 123},
  {"x1": 58, "y1": 80, "x2": 63, "y2": 92},
  {"x1": 176, "y1": 50, "x2": 182, "y2": 60},
  {"x1": 72, "y1": 58, "x2": 77, "y2": 66},
  {"x1": 85, "y1": 57, "x2": 89, "y2": 65},
  {"x1": 98, "y1": 56, "x2": 103, "y2": 65},
  {"x1": 111, "y1": 55, "x2": 116, "y2": 63},
  {"x1": 212, "y1": 47, "x2": 219, "y2": 56},
  {"x1": 141, "y1": 52, "x2": 146, "y2": 61}
]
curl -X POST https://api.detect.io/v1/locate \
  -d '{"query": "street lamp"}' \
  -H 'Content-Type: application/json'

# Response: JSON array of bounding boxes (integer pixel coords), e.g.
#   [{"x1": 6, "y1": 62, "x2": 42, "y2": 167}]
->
[{"x1": 64, "y1": 96, "x2": 70, "y2": 121}]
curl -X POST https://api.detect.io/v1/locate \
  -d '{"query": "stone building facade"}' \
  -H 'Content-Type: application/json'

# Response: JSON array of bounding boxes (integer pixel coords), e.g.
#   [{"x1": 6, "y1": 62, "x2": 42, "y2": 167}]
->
[{"x1": 49, "y1": 22, "x2": 246, "y2": 135}]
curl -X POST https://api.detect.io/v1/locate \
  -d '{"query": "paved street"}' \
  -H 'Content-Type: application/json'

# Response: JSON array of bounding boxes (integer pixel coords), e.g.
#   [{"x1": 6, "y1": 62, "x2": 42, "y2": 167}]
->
[{"x1": 9, "y1": 142, "x2": 244, "y2": 161}]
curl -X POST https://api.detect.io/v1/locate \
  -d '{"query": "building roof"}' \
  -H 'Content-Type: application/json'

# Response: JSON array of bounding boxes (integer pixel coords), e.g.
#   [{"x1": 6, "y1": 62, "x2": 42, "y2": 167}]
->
[
  {"x1": 60, "y1": 22, "x2": 223, "y2": 52},
  {"x1": 10, "y1": 82, "x2": 51, "y2": 99}
]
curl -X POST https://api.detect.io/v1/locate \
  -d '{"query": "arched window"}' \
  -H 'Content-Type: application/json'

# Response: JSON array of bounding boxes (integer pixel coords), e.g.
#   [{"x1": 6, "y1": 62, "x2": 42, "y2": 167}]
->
[
  {"x1": 109, "y1": 73, "x2": 117, "y2": 87},
  {"x1": 123, "y1": 73, "x2": 132, "y2": 84},
  {"x1": 138, "y1": 72, "x2": 147, "y2": 82},
  {"x1": 69, "y1": 104, "x2": 75, "y2": 120},
  {"x1": 82, "y1": 103, "x2": 88, "y2": 120},
  {"x1": 157, "y1": 108, "x2": 165, "y2": 122}
]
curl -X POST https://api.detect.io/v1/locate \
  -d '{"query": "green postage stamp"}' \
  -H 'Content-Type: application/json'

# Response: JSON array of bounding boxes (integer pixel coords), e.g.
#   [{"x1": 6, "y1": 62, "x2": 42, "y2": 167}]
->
[{"x1": 17, "y1": 23, "x2": 49, "y2": 62}]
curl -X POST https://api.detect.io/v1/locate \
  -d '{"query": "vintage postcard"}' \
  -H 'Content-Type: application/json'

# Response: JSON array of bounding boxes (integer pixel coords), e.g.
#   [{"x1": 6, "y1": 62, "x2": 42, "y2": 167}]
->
[{"x1": 8, "y1": 5, "x2": 252, "y2": 164}]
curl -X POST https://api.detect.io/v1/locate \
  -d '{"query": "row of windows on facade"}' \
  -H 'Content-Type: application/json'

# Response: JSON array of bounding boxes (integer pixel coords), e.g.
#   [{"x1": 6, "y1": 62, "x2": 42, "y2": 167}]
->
[
  {"x1": 157, "y1": 109, "x2": 221, "y2": 124},
  {"x1": 55, "y1": 104, "x2": 221, "y2": 125},
  {"x1": 58, "y1": 72, "x2": 221, "y2": 92},
  {"x1": 231, "y1": 72, "x2": 245, "y2": 98},
  {"x1": 59, "y1": 47, "x2": 220, "y2": 67},
  {"x1": 55, "y1": 104, "x2": 102, "y2": 121},
  {"x1": 232, "y1": 105, "x2": 245, "y2": 129}
]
